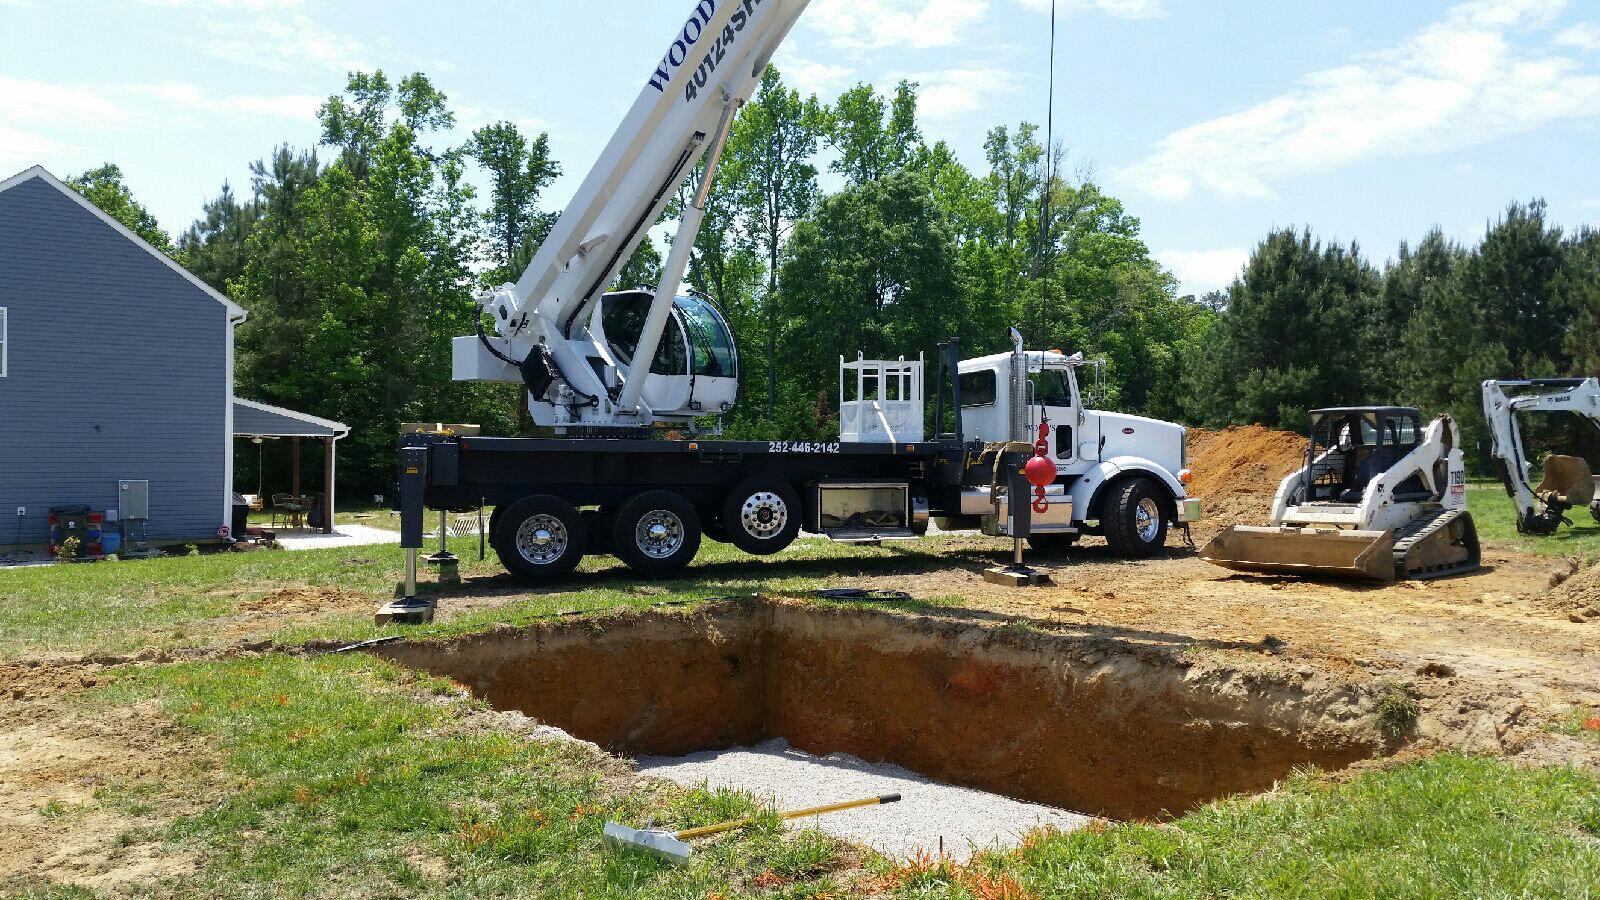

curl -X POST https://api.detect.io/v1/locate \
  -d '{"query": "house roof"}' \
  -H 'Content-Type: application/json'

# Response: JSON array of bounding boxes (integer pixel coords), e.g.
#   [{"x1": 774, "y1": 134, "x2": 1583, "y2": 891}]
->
[
  {"x1": 233, "y1": 397, "x2": 350, "y2": 438},
  {"x1": 0, "y1": 165, "x2": 248, "y2": 322}
]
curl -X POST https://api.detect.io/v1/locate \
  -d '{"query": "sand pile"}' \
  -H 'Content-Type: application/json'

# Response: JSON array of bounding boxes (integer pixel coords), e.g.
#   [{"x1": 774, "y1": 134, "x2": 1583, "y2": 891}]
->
[{"x1": 1185, "y1": 425, "x2": 1307, "y2": 526}]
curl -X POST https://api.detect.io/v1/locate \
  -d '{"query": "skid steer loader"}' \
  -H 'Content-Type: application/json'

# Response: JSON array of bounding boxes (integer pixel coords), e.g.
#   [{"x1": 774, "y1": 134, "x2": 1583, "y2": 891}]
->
[{"x1": 1201, "y1": 407, "x2": 1481, "y2": 582}]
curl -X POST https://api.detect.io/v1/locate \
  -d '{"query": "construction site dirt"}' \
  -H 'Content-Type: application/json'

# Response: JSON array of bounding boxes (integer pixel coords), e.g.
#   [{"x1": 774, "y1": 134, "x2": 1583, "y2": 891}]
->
[{"x1": 3, "y1": 425, "x2": 1596, "y2": 886}]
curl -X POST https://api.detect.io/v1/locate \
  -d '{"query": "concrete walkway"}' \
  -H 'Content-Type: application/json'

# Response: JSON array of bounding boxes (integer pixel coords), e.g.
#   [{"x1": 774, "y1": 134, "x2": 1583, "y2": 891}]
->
[{"x1": 274, "y1": 523, "x2": 408, "y2": 550}]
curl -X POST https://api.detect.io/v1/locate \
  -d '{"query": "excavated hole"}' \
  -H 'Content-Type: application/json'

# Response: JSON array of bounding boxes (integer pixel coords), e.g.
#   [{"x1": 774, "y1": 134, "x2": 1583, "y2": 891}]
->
[{"x1": 380, "y1": 600, "x2": 1385, "y2": 820}]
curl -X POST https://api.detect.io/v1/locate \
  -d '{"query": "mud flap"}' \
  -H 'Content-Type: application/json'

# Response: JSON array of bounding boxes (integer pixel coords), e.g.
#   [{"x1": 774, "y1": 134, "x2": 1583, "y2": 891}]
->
[{"x1": 1200, "y1": 526, "x2": 1398, "y2": 583}]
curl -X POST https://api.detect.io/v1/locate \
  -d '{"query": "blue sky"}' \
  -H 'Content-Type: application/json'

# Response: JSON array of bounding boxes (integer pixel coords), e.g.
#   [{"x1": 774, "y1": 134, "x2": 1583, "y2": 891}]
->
[{"x1": 3, "y1": 0, "x2": 1596, "y2": 296}]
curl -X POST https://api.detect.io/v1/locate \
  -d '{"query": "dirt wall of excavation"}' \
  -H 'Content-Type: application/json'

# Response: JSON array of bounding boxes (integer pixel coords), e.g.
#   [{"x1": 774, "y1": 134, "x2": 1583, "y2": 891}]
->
[{"x1": 380, "y1": 601, "x2": 1384, "y2": 820}]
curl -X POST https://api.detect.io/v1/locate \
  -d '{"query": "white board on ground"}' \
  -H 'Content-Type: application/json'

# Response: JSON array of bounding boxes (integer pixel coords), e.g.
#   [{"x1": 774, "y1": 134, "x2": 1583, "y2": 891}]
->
[{"x1": 636, "y1": 737, "x2": 1091, "y2": 862}]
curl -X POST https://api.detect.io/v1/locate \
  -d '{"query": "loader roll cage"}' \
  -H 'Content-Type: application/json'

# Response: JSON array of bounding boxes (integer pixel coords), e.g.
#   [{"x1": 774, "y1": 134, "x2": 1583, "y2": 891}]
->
[{"x1": 1304, "y1": 407, "x2": 1427, "y2": 505}]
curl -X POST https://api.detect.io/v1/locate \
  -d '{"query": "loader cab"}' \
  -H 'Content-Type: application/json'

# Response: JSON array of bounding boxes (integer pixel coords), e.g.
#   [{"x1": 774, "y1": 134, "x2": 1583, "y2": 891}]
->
[
  {"x1": 1304, "y1": 407, "x2": 1425, "y2": 504},
  {"x1": 595, "y1": 290, "x2": 739, "y2": 417}
]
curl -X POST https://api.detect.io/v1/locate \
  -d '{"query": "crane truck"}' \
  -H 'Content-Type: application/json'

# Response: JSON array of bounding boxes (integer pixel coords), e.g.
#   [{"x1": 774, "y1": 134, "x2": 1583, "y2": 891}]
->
[{"x1": 392, "y1": 0, "x2": 1200, "y2": 597}]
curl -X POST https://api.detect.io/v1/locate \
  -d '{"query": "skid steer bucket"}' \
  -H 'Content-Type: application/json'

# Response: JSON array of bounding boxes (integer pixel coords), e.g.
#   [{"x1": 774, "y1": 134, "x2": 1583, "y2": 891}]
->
[{"x1": 1201, "y1": 526, "x2": 1398, "y2": 582}]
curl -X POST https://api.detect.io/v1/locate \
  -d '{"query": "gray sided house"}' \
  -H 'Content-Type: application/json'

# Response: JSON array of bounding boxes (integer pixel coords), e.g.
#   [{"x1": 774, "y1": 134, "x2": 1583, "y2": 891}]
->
[{"x1": 0, "y1": 165, "x2": 345, "y2": 548}]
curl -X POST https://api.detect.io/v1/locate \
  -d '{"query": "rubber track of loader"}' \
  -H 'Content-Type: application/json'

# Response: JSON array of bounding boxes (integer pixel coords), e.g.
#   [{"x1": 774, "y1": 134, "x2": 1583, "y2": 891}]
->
[{"x1": 1392, "y1": 507, "x2": 1479, "y2": 580}]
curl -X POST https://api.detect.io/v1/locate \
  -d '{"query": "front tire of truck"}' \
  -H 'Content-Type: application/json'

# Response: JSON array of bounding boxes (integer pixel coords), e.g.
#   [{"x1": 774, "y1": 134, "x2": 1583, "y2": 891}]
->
[
  {"x1": 1103, "y1": 478, "x2": 1168, "y2": 559},
  {"x1": 722, "y1": 478, "x2": 801, "y2": 556},
  {"x1": 493, "y1": 495, "x2": 586, "y2": 583},
  {"x1": 613, "y1": 491, "x2": 702, "y2": 576}
]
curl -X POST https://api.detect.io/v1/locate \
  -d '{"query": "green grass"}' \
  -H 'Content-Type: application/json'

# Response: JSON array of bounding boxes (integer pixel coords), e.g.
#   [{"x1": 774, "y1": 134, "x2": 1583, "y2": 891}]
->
[
  {"x1": 986, "y1": 754, "x2": 1600, "y2": 898},
  {"x1": 69, "y1": 655, "x2": 853, "y2": 899},
  {"x1": 15, "y1": 655, "x2": 1590, "y2": 899},
  {"x1": 1469, "y1": 481, "x2": 1600, "y2": 560},
  {"x1": 0, "y1": 535, "x2": 990, "y2": 661}
]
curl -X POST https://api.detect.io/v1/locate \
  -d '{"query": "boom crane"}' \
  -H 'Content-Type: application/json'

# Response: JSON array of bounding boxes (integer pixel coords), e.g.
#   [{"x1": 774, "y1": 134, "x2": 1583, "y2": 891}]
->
[
  {"x1": 388, "y1": 0, "x2": 1201, "y2": 608},
  {"x1": 454, "y1": 0, "x2": 814, "y2": 430}
]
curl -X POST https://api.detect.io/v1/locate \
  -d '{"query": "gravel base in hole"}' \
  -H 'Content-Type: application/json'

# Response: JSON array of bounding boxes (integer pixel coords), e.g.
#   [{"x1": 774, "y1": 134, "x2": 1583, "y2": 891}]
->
[{"x1": 637, "y1": 738, "x2": 1092, "y2": 862}]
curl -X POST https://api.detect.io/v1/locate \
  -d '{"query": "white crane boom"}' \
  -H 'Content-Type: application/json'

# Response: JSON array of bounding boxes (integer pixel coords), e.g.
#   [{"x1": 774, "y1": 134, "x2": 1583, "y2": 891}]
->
[{"x1": 457, "y1": 0, "x2": 813, "y2": 430}]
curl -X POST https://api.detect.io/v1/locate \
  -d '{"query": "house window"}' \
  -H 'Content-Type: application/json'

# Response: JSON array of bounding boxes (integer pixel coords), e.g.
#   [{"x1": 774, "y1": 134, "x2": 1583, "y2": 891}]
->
[{"x1": 0, "y1": 307, "x2": 7, "y2": 377}]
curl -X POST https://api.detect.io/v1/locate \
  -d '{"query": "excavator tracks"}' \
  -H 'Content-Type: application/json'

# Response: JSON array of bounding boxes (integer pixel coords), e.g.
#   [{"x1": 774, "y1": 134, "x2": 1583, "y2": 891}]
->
[{"x1": 1392, "y1": 508, "x2": 1481, "y2": 580}]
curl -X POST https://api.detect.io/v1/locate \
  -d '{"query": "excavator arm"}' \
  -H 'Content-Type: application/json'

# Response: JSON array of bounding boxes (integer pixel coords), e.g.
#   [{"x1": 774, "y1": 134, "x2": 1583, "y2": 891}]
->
[
  {"x1": 1482, "y1": 377, "x2": 1600, "y2": 534},
  {"x1": 457, "y1": 0, "x2": 814, "y2": 429}
]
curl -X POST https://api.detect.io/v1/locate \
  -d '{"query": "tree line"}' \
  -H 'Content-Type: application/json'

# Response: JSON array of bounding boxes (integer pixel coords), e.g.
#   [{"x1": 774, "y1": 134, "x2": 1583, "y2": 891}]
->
[
  {"x1": 67, "y1": 67, "x2": 1592, "y2": 492},
  {"x1": 1187, "y1": 204, "x2": 1599, "y2": 462}
]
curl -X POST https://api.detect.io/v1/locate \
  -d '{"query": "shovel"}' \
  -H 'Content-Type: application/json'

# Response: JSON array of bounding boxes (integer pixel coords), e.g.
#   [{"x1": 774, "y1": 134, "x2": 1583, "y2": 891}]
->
[{"x1": 603, "y1": 792, "x2": 902, "y2": 865}]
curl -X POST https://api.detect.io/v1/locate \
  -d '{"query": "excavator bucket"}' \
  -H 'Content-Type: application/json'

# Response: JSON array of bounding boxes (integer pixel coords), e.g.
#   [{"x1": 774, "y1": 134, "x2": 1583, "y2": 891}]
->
[
  {"x1": 1200, "y1": 526, "x2": 1398, "y2": 582},
  {"x1": 1536, "y1": 455, "x2": 1596, "y2": 507}
]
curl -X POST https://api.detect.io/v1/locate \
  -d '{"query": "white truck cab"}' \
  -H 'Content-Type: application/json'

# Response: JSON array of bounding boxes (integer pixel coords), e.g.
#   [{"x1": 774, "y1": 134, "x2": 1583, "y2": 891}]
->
[{"x1": 946, "y1": 349, "x2": 1200, "y2": 556}]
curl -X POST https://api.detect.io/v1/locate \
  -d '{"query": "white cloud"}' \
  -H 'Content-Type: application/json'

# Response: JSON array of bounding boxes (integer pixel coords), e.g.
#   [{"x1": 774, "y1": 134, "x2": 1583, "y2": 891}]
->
[
  {"x1": 0, "y1": 125, "x2": 68, "y2": 179},
  {"x1": 0, "y1": 76, "x2": 129, "y2": 125},
  {"x1": 200, "y1": 12, "x2": 373, "y2": 74},
  {"x1": 1556, "y1": 22, "x2": 1600, "y2": 50},
  {"x1": 805, "y1": 0, "x2": 989, "y2": 51},
  {"x1": 124, "y1": 84, "x2": 322, "y2": 120},
  {"x1": 0, "y1": 75, "x2": 324, "y2": 158},
  {"x1": 903, "y1": 67, "x2": 1023, "y2": 121},
  {"x1": 1012, "y1": 0, "x2": 1167, "y2": 18},
  {"x1": 771, "y1": 48, "x2": 854, "y2": 99},
  {"x1": 1114, "y1": 0, "x2": 1600, "y2": 201},
  {"x1": 1155, "y1": 247, "x2": 1249, "y2": 293},
  {"x1": 453, "y1": 103, "x2": 552, "y2": 140}
]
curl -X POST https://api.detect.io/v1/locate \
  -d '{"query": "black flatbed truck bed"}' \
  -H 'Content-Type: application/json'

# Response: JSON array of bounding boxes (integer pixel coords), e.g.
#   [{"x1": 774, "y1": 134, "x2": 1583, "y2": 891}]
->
[{"x1": 396, "y1": 431, "x2": 994, "y2": 585}]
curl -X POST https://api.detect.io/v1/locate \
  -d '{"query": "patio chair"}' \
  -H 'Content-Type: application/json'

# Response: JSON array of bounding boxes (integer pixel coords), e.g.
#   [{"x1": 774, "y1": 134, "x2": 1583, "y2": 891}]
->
[{"x1": 271, "y1": 494, "x2": 307, "y2": 530}]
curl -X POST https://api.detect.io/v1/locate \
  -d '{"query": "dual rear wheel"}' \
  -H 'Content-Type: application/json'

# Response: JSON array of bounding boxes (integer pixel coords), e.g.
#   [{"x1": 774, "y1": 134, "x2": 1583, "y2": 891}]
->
[{"x1": 491, "y1": 479, "x2": 800, "y2": 584}]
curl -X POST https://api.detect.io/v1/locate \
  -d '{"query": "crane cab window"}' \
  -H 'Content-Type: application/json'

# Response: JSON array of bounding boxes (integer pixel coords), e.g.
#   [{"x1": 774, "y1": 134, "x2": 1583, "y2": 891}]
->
[
  {"x1": 675, "y1": 295, "x2": 738, "y2": 379},
  {"x1": 601, "y1": 292, "x2": 687, "y2": 376}
]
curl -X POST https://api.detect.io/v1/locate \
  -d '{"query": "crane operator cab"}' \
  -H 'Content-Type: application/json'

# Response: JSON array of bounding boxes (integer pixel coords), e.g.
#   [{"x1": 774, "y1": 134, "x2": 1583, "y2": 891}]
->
[{"x1": 593, "y1": 290, "x2": 739, "y2": 419}]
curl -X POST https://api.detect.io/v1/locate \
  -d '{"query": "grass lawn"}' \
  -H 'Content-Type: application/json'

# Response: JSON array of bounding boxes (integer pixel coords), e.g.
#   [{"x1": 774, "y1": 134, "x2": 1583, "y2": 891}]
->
[
  {"x1": 6, "y1": 654, "x2": 1596, "y2": 898},
  {"x1": 4, "y1": 510, "x2": 1599, "y2": 896},
  {"x1": 1468, "y1": 481, "x2": 1600, "y2": 561}
]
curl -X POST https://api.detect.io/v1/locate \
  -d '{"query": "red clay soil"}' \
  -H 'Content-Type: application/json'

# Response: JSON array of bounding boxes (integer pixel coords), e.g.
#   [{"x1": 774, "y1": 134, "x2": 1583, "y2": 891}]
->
[
  {"x1": 1185, "y1": 425, "x2": 1308, "y2": 528},
  {"x1": 380, "y1": 601, "x2": 1383, "y2": 821}
]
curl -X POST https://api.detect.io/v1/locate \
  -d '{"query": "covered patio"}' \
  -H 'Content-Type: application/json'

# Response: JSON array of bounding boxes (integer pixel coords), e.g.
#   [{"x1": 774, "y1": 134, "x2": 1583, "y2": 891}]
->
[{"x1": 233, "y1": 398, "x2": 350, "y2": 535}]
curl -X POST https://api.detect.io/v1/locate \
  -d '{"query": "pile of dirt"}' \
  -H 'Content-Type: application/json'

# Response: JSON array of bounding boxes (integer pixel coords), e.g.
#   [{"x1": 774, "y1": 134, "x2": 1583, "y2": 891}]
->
[
  {"x1": 1535, "y1": 559, "x2": 1600, "y2": 623},
  {"x1": 1186, "y1": 426, "x2": 1307, "y2": 527}
]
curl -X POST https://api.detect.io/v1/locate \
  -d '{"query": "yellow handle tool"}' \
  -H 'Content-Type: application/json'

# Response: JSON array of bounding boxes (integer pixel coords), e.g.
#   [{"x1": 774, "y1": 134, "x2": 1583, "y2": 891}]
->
[
  {"x1": 675, "y1": 792, "x2": 902, "y2": 840},
  {"x1": 604, "y1": 792, "x2": 902, "y2": 864}
]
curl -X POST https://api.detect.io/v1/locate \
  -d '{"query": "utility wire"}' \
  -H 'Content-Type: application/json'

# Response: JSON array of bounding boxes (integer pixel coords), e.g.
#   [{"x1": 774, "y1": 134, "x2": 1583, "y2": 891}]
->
[{"x1": 1038, "y1": 0, "x2": 1059, "y2": 335}]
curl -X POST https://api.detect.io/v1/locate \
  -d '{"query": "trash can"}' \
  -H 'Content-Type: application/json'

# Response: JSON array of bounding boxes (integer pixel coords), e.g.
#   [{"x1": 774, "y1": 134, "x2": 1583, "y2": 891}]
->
[{"x1": 231, "y1": 493, "x2": 249, "y2": 539}]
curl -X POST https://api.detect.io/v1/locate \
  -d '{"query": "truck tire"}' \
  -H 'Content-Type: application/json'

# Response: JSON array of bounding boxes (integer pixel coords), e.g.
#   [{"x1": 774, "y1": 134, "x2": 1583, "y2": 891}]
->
[
  {"x1": 492, "y1": 495, "x2": 586, "y2": 583},
  {"x1": 1103, "y1": 478, "x2": 1168, "y2": 559},
  {"x1": 722, "y1": 478, "x2": 801, "y2": 556},
  {"x1": 1028, "y1": 533, "x2": 1078, "y2": 555},
  {"x1": 612, "y1": 491, "x2": 702, "y2": 575}
]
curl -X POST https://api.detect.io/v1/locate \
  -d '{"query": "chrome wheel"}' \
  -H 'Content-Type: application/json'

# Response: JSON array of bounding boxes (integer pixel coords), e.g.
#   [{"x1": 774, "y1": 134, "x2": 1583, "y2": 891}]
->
[
  {"x1": 739, "y1": 492, "x2": 789, "y2": 540},
  {"x1": 633, "y1": 509, "x2": 686, "y2": 559},
  {"x1": 515, "y1": 514, "x2": 568, "y2": 565},
  {"x1": 1136, "y1": 498, "x2": 1162, "y2": 544}
]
